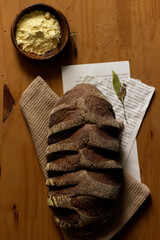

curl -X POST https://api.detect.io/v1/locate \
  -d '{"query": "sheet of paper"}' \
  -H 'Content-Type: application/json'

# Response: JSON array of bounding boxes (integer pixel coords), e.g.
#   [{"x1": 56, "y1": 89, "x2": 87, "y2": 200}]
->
[
  {"x1": 124, "y1": 140, "x2": 141, "y2": 182},
  {"x1": 62, "y1": 61, "x2": 130, "y2": 93},
  {"x1": 62, "y1": 61, "x2": 154, "y2": 181}
]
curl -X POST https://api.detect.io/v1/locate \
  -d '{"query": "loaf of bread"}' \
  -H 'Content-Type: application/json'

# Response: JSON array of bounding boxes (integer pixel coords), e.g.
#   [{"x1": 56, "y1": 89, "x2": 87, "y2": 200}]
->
[{"x1": 45, "y1": 83, "x2": 123, "y2": 237}]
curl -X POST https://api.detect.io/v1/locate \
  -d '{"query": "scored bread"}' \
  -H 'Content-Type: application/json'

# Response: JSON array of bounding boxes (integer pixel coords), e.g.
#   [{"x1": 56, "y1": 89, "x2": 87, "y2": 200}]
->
[{"x1": 45, "y1": 83, "x2": 123, "y2": 237}]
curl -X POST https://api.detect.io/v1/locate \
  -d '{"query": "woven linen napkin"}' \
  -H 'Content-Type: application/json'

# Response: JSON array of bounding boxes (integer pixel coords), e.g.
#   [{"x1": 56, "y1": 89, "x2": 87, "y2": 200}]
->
[{"x1": 19, "y1": 76, "x2": 150, "y2": 240}]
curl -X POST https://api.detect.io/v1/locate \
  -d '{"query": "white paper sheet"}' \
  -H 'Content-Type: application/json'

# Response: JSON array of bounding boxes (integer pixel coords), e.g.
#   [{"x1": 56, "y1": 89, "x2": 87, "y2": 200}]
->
[
  {"x1": 62, "y1": 61, "x2": 130, "y2": 93},
  {"x1": 61, "y1": 61, "x2": 154, "y2": 182},
  {"x1": 124, "y1": 140, "x2": 141, "y2": 181}
]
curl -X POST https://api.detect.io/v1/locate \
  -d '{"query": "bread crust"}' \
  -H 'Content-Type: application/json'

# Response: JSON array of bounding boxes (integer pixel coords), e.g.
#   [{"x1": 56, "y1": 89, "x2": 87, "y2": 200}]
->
[{"x1": 46, "y1": 83, "x2": 123, "y2": 236}]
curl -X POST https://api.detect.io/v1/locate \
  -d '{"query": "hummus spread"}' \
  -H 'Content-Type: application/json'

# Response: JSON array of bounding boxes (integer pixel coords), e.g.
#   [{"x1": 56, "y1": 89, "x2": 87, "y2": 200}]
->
[{"x1": 16, "y1": 10, "x2": 61, "y2": 55}]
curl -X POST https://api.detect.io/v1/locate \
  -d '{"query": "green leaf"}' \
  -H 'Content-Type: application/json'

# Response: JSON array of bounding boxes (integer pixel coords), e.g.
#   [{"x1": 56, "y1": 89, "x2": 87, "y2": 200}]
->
[
  {"x1": 112, "y1": 71, "x2": 128, "y2": 123},
  {"x1": 112, "y1": 71, "x2": 121, "y2": 99}
]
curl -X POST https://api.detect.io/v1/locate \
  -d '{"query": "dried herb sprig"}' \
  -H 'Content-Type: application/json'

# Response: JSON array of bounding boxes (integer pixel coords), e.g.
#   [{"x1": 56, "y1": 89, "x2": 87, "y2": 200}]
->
[{"x1": 112, "y1": 71, "x2": 128, "y2": 123}]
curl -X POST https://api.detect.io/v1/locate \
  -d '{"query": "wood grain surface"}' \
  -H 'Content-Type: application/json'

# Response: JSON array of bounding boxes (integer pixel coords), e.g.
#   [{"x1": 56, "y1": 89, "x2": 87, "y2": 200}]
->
[{"x1": 0, "y1": 0, "x2": 160, "y2": 239}]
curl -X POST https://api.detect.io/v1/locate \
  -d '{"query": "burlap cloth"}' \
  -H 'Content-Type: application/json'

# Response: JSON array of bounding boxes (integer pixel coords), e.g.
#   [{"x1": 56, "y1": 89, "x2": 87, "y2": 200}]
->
[{"x1": 19, "y1": 76, "x2": 150, "y2": 240}]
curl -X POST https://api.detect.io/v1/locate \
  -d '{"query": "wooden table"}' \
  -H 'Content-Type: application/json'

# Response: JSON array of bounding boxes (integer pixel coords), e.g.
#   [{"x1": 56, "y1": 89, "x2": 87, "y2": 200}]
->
[{"x1": 0, "y1": 0, "x2": 159, "y2": 239}]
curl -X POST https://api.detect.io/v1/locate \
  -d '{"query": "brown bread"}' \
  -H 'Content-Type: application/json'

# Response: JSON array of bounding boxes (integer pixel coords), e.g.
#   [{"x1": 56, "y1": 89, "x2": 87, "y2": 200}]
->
[{"x1": 45, "y1": 83, "x2": 123, "y2": 237}]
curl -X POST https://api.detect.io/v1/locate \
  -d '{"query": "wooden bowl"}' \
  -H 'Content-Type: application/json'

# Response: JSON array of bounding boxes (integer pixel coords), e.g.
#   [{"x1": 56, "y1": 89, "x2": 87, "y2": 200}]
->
[{"x1": 11, "y1": 4, "x2": 69, "y2": 60}]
